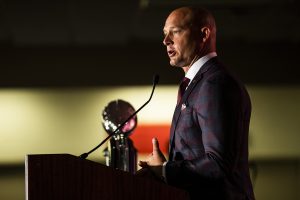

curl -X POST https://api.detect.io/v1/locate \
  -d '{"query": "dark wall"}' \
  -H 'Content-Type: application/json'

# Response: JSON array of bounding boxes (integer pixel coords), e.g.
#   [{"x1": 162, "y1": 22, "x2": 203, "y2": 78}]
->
[
  {"x1": 1, "y1": 42, "x2": 299, "y2": 87},
  {"x1": 0, "y1": 0, "x2": 299, "y2": 87}
]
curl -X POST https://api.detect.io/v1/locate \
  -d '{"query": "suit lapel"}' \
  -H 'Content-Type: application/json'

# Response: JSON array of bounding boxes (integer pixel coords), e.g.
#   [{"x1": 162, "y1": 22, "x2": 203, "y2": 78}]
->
[{"x1": 169, "y1": 57, "x2": 218, "y2": 157}]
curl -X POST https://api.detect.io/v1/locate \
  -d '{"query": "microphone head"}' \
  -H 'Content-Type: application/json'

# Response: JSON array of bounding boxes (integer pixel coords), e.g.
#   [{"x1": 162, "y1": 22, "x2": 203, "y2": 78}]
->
[{"x1": 153, "y1": 74, "x2": 160, "y2": 85}]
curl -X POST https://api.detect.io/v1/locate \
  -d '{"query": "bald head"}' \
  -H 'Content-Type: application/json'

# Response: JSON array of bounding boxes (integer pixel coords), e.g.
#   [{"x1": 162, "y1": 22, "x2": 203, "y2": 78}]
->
[
  {"x1": 163, "y1": 6, "x2": 217, "y2": 70},
  {"x1": 171, "y1": 7, "x2": 216, "y2": 42}
]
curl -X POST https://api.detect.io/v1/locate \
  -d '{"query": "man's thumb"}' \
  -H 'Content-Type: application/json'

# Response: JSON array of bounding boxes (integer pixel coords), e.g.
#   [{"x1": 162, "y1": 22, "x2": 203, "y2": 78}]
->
[{"x1": 152, "y1": 138, "x2": 160, "y2": 151}]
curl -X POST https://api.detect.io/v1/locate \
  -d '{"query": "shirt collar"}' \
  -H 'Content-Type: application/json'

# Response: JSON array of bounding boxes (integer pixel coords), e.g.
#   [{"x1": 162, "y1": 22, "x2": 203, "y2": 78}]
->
[{"x1": 185, "y1": 52, "x2": 217, "y2": 81}]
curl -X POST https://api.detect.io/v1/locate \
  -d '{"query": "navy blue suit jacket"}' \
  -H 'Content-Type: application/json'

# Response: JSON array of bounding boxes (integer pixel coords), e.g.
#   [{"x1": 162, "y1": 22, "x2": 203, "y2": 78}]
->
[{"x1": 166, "y1": 57, "x2": 255, "y2": 200}]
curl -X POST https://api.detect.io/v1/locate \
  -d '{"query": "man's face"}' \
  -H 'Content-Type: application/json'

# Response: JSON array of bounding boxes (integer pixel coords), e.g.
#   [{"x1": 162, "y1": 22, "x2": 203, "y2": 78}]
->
[{"x1": 163, "y1": 10, "x2": 199, "y2": 68}]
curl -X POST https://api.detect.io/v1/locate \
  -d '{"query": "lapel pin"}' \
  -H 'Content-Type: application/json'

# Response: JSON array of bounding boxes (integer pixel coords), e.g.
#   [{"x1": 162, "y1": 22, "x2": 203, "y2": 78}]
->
[{"x1": 181, "y1": 103, "x2": 186, "y2": 111}]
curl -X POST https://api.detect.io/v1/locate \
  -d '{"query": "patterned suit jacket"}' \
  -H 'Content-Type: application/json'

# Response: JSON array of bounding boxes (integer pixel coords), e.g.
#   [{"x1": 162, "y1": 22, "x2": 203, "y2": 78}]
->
[{"x1": 166, "y1": 57, "x2": 255, "y2": 200}]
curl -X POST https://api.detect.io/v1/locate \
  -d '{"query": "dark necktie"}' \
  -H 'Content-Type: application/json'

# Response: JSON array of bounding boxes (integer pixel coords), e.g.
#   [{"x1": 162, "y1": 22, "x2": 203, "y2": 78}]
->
[{"x1": 177, "y1": 77, "x2": 190, "y2": 104}]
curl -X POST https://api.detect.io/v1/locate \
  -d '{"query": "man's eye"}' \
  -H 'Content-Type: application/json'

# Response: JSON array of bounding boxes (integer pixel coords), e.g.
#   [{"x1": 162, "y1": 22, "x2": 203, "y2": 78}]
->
[{"x1": 173, "y1": 29, "x2": 181, "y2": 34}]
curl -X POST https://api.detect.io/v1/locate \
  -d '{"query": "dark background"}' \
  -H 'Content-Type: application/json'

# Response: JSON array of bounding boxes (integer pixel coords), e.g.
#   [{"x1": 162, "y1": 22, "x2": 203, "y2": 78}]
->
[
  {"x1": 1, "y1": 0, "x2": 299, "y2": 87},
  {"x1": 0, "y1": 1, "x2": 300, "y2": 199}
]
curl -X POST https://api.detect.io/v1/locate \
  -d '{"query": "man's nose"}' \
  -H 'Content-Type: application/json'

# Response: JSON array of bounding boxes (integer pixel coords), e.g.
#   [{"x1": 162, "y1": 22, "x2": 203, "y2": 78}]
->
[{"x1": 163, "y1": 34, "x2": 173, "y2": 46}]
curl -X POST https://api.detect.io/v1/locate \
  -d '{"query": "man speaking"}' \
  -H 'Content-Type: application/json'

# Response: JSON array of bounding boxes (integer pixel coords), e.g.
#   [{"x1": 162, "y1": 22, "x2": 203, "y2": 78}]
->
[{"x1": 139, "y1": 6, "x2": 255, "y2": 200}]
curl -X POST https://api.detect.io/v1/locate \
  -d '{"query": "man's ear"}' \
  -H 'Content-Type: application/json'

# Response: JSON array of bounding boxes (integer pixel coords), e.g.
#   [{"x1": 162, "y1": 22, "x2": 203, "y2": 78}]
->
[{"x1": 200, "y1": 27, "x2": 211, "y2": 42}]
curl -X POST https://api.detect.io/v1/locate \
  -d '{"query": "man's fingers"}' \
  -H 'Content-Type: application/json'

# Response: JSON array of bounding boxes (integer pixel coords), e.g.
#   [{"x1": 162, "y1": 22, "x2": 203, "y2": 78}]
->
[
  {"x1": 138, "y1": 161, "x2": 148, "y2": 168},
  {"x1": 152, "y1": 138, "x2": 160, "y2": 151}
]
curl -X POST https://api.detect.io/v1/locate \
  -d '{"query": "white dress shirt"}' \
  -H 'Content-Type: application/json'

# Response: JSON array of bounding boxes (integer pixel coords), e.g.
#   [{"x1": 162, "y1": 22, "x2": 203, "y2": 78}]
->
[{"x1": 185, "y1": 52, "x2": 217, "y2": 86}]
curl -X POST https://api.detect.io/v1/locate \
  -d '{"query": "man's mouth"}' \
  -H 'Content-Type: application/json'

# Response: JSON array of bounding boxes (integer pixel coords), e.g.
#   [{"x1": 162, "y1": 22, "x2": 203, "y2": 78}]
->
[{"x1": 167, "y1": 50, "x2": 176, "y2": 57}]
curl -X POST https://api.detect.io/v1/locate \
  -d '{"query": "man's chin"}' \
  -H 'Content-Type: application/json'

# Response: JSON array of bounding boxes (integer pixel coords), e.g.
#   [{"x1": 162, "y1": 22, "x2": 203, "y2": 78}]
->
[
  {"x1": 169, "y1": 59, "x2": 178, "y2": 67},
  {"x1": 169, "y1": 60, "x2": 182, "y2": 68}
]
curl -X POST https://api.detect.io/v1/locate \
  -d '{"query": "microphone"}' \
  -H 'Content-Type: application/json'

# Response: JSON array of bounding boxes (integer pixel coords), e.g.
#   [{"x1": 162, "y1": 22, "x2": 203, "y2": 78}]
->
[{"x1": 80, "y1": 74, "x2": 159, "y2": 159}]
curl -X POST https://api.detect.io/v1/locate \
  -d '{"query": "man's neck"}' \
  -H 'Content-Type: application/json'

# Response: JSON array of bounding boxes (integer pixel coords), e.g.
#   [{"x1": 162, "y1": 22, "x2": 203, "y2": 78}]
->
[
  {"x1": 183, "y1": 54, "x2": 201, "y2": 73},
  {"x1": 183, "y1": 44, "x2": 215, "y2": 73}
]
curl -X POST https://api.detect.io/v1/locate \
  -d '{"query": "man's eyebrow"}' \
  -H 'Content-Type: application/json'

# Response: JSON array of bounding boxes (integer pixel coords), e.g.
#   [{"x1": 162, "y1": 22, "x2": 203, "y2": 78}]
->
[{"x1": 163, "y1": 26, "x2": 182, "y2": 32}]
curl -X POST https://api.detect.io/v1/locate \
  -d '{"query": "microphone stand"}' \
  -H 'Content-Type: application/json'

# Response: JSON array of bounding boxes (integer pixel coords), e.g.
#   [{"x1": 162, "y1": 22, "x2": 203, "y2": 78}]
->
[{"x1": 79, "y1": 75, "x2": 159, "y2": 159}]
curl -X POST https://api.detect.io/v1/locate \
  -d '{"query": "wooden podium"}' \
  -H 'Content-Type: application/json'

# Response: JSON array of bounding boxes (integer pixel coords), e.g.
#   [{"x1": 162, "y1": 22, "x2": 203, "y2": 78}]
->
[{"x1": 25, "y1": 154, "x2": 189, "y2": 200}]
